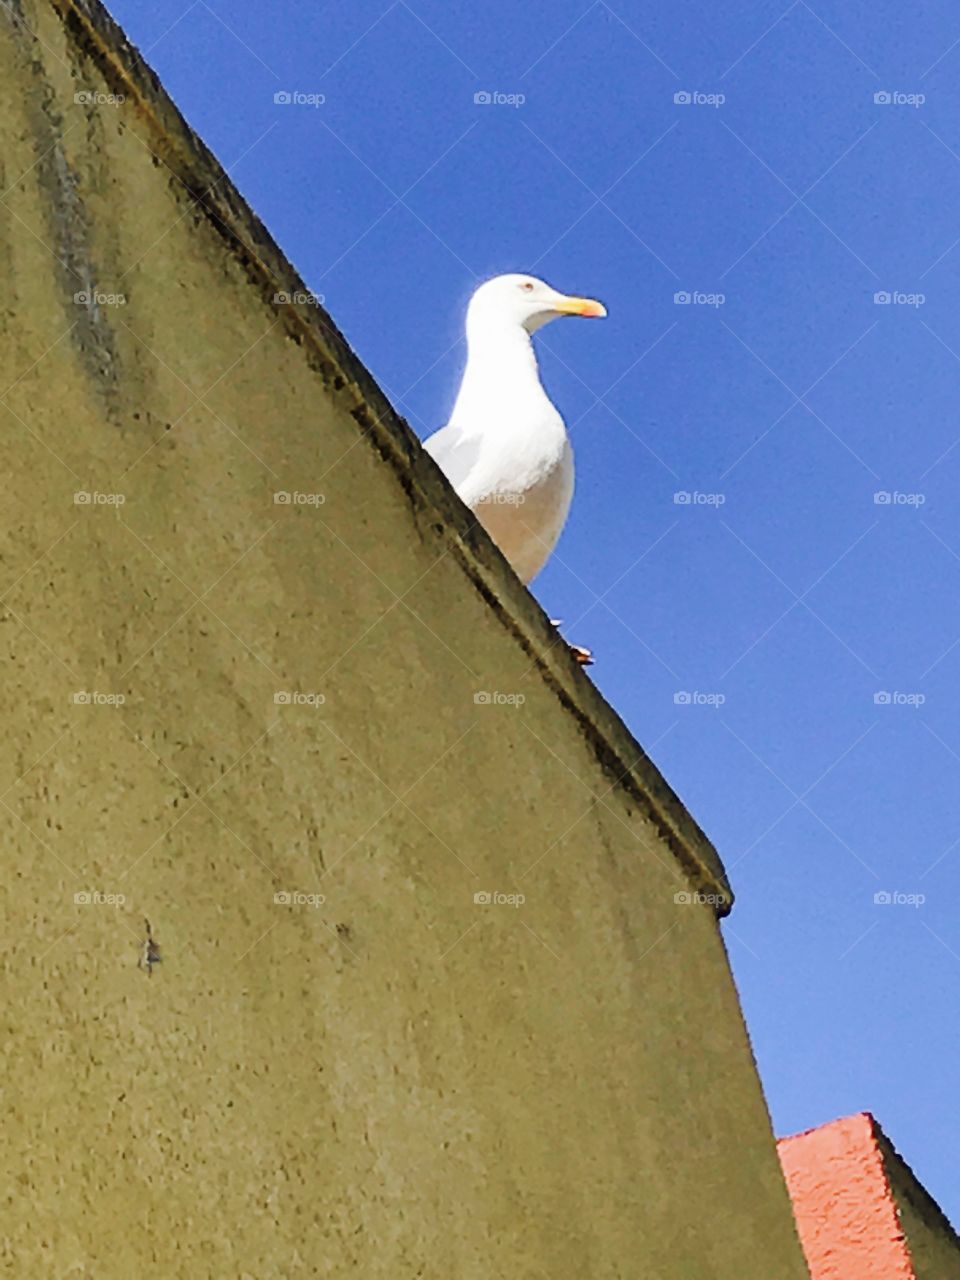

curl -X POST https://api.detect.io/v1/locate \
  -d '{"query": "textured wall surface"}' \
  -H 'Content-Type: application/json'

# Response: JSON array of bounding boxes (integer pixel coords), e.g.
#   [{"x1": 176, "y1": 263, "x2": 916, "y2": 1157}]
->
[
  {"x1": 779, "y1": 1113, "x2": 960, "y2": 1280},
  {"x1": 878, "y1": 1129, "x2": 960, "y2": 1280},
  {"x1": 780, "y1": 1114, "x2": 915, "y2": 1279},
  {"x1": 0, "y1": 1, "x2": 809, "y2": 1274}
]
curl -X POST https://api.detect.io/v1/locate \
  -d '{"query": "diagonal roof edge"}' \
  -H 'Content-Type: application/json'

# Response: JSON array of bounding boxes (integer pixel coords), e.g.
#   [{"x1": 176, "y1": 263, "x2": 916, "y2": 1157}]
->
[{"x1": 43, "y1": 0, "x2": 732, "y2": 913}]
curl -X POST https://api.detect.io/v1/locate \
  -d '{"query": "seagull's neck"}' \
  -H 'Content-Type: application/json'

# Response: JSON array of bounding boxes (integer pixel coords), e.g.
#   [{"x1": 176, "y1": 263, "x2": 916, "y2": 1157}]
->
[{"x1": 449, "y1": 316, "x2": 550, "y2": 433}]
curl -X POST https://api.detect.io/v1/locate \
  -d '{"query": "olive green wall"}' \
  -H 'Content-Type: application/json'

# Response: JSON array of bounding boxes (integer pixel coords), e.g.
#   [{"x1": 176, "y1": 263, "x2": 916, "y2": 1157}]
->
[
  {"x1": 0, "y1": 1, "x2": 809, "y2": 1274},
  {"x1": 879, "y1": 1131, "x2": 960, "y2": 1280}
]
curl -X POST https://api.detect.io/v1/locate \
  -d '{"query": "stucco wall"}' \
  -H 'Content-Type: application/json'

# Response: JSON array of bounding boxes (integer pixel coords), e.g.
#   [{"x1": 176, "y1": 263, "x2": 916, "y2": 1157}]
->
[
  {"x1": 879, "y1": 1130, "x2": 960, "y2": 1280},
  {"x1": 0, "y1": 1, "x2": 809, "y2": 1275}
]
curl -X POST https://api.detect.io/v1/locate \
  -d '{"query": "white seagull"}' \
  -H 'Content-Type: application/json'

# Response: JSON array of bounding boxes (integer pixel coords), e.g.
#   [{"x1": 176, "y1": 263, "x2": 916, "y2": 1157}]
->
[{"x1": 424, "y1": 273, "x2": 606, "y2": 661}]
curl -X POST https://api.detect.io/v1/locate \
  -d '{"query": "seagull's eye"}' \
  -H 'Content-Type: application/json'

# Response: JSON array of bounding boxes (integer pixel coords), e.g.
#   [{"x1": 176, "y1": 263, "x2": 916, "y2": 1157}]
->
[{"x1": 520, "y1": 281, "x2": 535, "y2": 292}]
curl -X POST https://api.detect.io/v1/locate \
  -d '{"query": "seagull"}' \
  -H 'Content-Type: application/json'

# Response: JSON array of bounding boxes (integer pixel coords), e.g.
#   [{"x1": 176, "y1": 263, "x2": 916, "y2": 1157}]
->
[{"x1": 423, "y1": 273, "x2": 606, "y2": 663}]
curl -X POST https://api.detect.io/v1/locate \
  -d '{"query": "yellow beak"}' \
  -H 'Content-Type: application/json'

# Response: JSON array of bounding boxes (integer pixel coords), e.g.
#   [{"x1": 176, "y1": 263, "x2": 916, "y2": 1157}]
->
[{"x1": 553, "y1": 294, "x2": 608, "y2": 318}]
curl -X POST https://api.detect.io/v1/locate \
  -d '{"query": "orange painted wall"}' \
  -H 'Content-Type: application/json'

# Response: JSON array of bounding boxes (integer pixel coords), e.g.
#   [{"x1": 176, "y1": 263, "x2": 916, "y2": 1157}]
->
[{"x1": 778, "y1": 1113, "x2": 914, "y2": 1280}]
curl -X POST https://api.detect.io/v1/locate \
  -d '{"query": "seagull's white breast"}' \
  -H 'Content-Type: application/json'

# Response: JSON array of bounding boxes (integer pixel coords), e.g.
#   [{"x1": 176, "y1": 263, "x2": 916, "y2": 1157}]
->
[
  {"x1": 471, "y1": 441, "x2": 573, "y2": 585},
  {"x1": 425, "y1": 382, "x2": 574, "y2": 585},
  {"x1": 461, "y1": 418, "x2": 573, "y2": 586}
]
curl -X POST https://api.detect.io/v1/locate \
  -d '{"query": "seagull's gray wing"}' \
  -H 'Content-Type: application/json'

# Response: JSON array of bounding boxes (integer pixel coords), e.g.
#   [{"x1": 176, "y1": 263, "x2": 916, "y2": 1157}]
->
[{"x1": 422, "y1": 424, "x2": 483, "y2": 501}]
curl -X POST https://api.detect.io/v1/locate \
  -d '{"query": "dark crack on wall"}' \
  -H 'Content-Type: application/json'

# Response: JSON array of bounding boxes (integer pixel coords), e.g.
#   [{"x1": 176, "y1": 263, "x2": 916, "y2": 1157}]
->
[
  {"x1": 0, "y1": 0, "x2": 27, "y2": 26},
  {"x1": 10, "y1": 5, "x2": 123, "y2": 415},
  {"x1": 42, "y1": 140, "x2": 121, "y2": 408}
]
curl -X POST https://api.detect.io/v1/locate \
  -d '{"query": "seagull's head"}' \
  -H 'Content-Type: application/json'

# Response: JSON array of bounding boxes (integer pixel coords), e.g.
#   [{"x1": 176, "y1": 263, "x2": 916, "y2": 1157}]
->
[{"x1": 467, "y1": 273, "x2": 607, "y2": 336}]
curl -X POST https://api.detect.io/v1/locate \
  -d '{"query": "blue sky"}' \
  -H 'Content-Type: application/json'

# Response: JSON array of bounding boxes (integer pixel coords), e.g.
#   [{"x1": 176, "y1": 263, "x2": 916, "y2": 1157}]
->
[{"x1": 109, "y1": 0, "x2": 960, "y2": 1220}]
